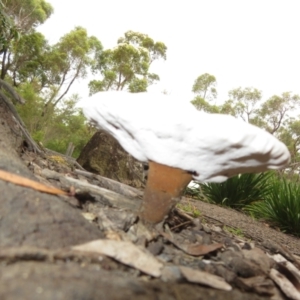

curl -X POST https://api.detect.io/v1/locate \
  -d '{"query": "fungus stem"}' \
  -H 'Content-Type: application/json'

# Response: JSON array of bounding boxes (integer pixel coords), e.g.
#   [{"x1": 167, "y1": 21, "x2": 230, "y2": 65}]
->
[{"x1": 139, "y1": 161, "x2": 192, "y2": 224}]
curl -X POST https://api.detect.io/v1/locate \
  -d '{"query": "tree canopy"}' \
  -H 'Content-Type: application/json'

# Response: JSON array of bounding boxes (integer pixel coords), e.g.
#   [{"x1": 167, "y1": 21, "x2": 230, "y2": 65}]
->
[
  {"x1": 190, "y1": 73, "x2": 300, "y2": 175},
  {"x1": 89, "y1": 30, "x2": 167, "y2": 94},
  {"x1": 192, "y1": 73, "x2": 217, "y2": 101},
  {"x1": 2, "y1": 0, "x2": 53, "y2": 32},
  {"x1": 1, "y1": 6, "x2": 168, "y2": 157}
]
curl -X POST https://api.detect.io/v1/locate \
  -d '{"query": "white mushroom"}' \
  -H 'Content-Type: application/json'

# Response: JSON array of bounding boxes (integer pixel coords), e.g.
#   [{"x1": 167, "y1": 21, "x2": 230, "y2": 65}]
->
[{"x1": 80, "y1": 91, "x2": 290, "y2": 224}]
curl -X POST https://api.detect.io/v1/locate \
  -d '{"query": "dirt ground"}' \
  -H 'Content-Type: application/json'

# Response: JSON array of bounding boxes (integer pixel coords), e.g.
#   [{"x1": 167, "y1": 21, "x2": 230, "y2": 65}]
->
[{"x1": 182, "y1": 198, "x2": 300, "y2": 257}]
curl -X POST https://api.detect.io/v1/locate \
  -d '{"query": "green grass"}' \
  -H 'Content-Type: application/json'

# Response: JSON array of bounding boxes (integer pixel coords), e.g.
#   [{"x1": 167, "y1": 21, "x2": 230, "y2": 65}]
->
[
  {"x1": 246, "y1": 177, "x2": 300, "y2": 236},
  {"x1": 223, "y1": 225, "x2": 244, "y2": 237},
  {"x1": 184, "y1": 172, "x2": 300, "y2": 237},
  {"x1": 199, "y1": 172, "x2": 273, "y2": 210},
  {"x1": 177, "y1": 202, "x2": 201, "y2": 218}
]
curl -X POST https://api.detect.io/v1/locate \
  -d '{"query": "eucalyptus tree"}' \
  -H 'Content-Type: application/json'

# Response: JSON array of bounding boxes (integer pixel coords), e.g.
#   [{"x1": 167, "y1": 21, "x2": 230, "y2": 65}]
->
[
  {"x1": 89, "y1": 30, "x2": 167, "y2": 94},
  {"x1": 257, "y1": 92, "x2": 300, "y2": 134},
  {"x1": 190, "y1": 73, "x2": 218, "y2": 112},
  {"x1": 227, "y1": 87, "x2": 262, "y2": 123},
  {"x1": 279, "y1": 120, "x2": 300, "y2": 163},
  {"x1": 2, "y1": 0, "x2": 53, "y2": 32},
  {"x1": 0, "y1": 1, "x2": 19, "y2": 54},
  {"x1": 191, "y1": 96, "x2": 220, "y2": 113},
  {"x1": 192, "y1": 73, "x2": 217, "y2": 101},
  {"x1": 0, "y1": 0, "x2": 53, "y2": 80},
  {"x1": 41, "y1": 27, "x2": 103, "y2": 115}
]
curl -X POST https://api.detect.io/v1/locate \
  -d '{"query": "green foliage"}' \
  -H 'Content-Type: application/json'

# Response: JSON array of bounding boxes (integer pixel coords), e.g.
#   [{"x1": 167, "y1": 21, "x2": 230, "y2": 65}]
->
[
  {"x1": 128, "y1": 77, "x2": 148, "y2": 93},
  {"x1": 278, "y1": 119, "x2": 300, "y2": 166},
  {"x1": 223, "y1": 226, "x2": 244, "y2": 237},
  {"x1": 246, "y1": 177, "x2": 300, "y2": 236},
  {"x1": 1, "y1": 0, "x2": 52, "y2": 79},
  {"x1": 98, "y1": 42, "x2": 149, "y2": 90},
  {"x1": 118, "y1": 30, "x2": 167, "y2": 62},
  {"x1": 191, "y1": 96, "x2": 220, "y2": 113},
  {"x1": 11, "y1": 32, "x2": 49, "y2": 85},
  {"x1": 42, "y1": 99, "x2": 95, "y2": 157},
  {"x1": 43, "y1": 105, "x2": 95, "y2": 158},
  {"x1": 219, "y1": 100, "x2": 238, "y2": 116},
  {"x1": 2, "y1": 0, "x2": 53, "y2": 32},
  {"x1": 0, "y1": 2, "x2": 20, "y2": 54},
  {"x1": 192, "y1": 73, "x2": 217, "y2": 101},
  {"x1": 257, "y1": 92, "x2": 300, "y2": 134},
  {"x1": 177, "y1": 202, "x2": 201, "y2": 218},
  {"x1": 16, "y1": 82, "x2": 45, "y2": 132},
  {"x1": 227, "y1": 87, "x2": 262, "y2": 122},
  {"x1": 33, "y1": 27, "x2": 103, "y2": 114},
  {"x1": 16, "y1": 85, "x2": 94, "y2": 158},
  {"x1": 89, "y1": 31, "x2": 166, "y2": 94},
  {"x1": 199, "y1": 172, "x2": 300, "y2": 236},
  {"x1": 200, "y1": 172, "x2": 273, "y2": 209}
]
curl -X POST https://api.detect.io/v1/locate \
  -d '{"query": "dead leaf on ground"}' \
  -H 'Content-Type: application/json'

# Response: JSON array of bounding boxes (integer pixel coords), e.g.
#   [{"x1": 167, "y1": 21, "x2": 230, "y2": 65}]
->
[
  {"x1": 270, "y1": 254, "x2": 300, "y2": 283},
  {"x1": 72, "y1": 239, "x2": 163, "y2": 277},
  {"x1": 0, "y1": 169, "x2": 67, "y2": 196},
  {"x1": 160, "y1": 231, "x2": 223, "y2": 256},
  {"x1": 179, "y1": 266, "x2": 232, "y2": 291},
  {"x1": 270, "y1": 268, "x2": 300, "y2": 300},
  {"x1": 185, "y1": 243, "x2": 224, "y2": 256},
  {"x1": 81, "y1": 212, "x2": 97, "y2": 222},
  {"x1": 235, "y1": 276, "x2": 276, "y2": 296}
]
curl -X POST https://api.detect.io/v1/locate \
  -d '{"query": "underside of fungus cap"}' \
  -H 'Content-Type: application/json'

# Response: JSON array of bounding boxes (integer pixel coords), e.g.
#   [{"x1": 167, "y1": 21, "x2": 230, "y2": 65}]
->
[{"x1": 81, "y1": 91, "x2": 290, "y2": 183}]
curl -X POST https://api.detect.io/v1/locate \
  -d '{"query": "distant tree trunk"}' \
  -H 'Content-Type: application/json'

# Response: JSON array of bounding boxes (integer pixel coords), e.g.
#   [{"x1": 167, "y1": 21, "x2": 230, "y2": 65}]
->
[{"x1": 65, "y1": 142, "x2": 75, "y2": 157}]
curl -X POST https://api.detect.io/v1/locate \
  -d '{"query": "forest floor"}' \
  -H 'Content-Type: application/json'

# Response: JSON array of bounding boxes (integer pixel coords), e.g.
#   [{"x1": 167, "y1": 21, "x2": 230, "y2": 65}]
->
[{"x1": 182, "y1": 198, "x2": 300, "y2": 257}]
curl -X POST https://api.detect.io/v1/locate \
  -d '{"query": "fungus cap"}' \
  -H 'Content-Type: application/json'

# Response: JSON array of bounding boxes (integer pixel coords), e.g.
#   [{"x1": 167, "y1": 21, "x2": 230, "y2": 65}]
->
[{"x1": 81, "y1": 91, "x2": 290, "y2": 182}]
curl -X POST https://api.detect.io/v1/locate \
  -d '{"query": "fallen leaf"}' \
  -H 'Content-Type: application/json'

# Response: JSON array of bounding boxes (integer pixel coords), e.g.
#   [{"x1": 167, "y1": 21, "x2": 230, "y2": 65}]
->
[
  {"x1": 270, "y1": 253, "x2": 300, "y2": 283},
  {"x1": 185, "y1": 243, "x2": 224, "y2": 256},
  {"x1": 179, "y1": 266, "x2": 232, "y2": 291},
  {"x1": 276, "y1": 263, "x2": 300, "y2": 292},
  {"x1": 72, "y1": 239, "x2": 163, "y2": 277},
  {"x1": 81, "y1": 212, "x2": 97, "y2": 222},
  {"x1": 0, "y1": 169, "x2": 67, "y2": 195},
  {"x1": 160, "y1": 231, "x2": 223, "y2": 256},
  {"x1": 235, "y1": 276, "x2": 276, "y2": 296},
  {"x1": 105, "y1": 231, "x2": 123, "y2": 241},
  {"x1": 263, "y1": 240, "x2": 300, "y2": 269},
  {"x1": 270, "y1": 268, "x2": 300, "y2": 300}
]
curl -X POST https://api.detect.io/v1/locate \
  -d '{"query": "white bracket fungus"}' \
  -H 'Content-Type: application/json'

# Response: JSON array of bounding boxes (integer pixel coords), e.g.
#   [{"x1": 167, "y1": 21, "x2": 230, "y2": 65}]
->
[{"x1": 81, "y1": 91, "x2": 290, "y2": 224}]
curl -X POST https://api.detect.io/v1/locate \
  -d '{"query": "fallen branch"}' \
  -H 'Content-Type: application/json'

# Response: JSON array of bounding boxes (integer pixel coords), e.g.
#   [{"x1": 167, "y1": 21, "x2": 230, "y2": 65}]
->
[
  {"x1": 0, "y1": 169, "x2": 67, "y2": 195},
  {"x1": 74, "y1": 169, "x2": 143, "y2": 199},
  {"x1": 40, "y1": 168, "x2": 141, "y2": 212}
]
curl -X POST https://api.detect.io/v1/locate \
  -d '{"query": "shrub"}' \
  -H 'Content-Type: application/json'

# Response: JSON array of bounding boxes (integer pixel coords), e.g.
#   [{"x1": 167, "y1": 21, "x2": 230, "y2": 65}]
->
[
  {"x1": 200, "y1": 172, "x2": 274, "y2": 210},
  {"x1": 246, "y1": 177, "x2": 300, "y2": 236}
]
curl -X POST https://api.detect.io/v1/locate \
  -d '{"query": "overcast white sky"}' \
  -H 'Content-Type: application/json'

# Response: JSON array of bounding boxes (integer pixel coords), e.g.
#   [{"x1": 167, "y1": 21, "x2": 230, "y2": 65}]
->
[{"x1": 38, "y1": 0, "x2": 300, "y2": 104}]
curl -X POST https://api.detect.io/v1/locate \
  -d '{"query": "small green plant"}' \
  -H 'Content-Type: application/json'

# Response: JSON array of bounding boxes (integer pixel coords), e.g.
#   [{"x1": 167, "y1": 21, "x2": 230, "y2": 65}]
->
[
  {"x1": 246, "y1": 176, "x2": 300, "y2": 237},
  {"x1": 184, "y1": 182, "x2": 205, "y2": 200},
  {"x1": 223, "y1": 225, "x2": 244, "y2": 237},
  {"x1": 200, "y1": 172, "x2": 274, "y2": 210},
  {"x1": 177, "y1": 202, "x2": 201, "y2": 218}
]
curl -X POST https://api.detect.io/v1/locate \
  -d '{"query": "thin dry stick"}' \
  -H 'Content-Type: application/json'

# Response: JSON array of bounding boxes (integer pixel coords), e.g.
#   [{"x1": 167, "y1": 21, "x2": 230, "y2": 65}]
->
[{"x1": 0, "y1": 169, "x2": 68, "y2": 195}]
